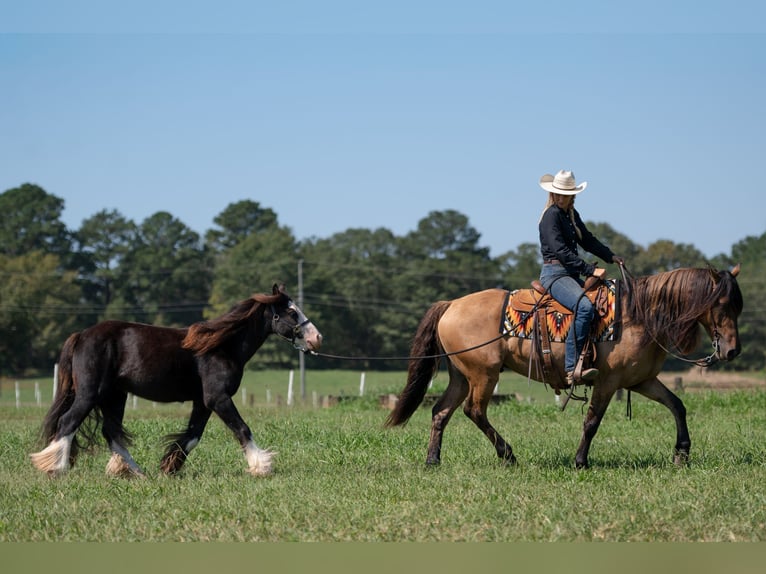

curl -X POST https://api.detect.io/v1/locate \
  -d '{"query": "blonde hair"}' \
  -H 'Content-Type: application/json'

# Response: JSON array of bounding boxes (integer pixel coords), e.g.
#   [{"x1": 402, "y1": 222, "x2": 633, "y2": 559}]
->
[{"x1": 539, "y1": 193, "x2": 581, "y2": 239}]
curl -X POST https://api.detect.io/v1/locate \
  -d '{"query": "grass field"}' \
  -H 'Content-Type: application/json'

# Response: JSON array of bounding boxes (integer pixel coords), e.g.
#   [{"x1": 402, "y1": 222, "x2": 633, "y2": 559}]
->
[{"x1": 1, "y1": 370, "x2": 765, "y2": 542}]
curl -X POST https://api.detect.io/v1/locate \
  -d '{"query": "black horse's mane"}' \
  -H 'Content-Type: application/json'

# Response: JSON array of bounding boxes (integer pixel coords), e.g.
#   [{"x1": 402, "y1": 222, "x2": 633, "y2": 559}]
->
[
  {"x1": 625, "y1": 266, "x2": 743, "y2": 353},
  {"x1": 182, "y1": 291, "x2": 287, "y2": 355}
]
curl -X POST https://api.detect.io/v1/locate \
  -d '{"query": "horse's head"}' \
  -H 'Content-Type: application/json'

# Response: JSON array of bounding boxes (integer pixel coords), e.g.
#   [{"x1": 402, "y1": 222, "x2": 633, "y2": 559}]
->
[
  {"x1": 269, "y1": 284, "x2": 323, "y2": 352},
  {"x1": 703, "y1": 264, "x2": 743, "y2": 363}
]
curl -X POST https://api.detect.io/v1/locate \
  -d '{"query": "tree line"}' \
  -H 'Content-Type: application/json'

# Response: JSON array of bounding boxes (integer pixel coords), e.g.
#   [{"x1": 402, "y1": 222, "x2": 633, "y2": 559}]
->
[{"x1": 1, "y1": 182, "x2": 764, "y2": 375}]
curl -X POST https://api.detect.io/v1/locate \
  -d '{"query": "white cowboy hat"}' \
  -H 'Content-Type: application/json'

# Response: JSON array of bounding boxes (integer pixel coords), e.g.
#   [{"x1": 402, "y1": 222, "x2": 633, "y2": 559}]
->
[{"x1": 539, "y1": 170, "x2": 588, "y2": 195}]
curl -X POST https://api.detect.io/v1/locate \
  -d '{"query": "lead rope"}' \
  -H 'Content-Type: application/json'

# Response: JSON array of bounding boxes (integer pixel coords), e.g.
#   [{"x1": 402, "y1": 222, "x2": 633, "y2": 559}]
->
[{"x1": 308, "y1": 332, "x2": 507, "y2": 362}]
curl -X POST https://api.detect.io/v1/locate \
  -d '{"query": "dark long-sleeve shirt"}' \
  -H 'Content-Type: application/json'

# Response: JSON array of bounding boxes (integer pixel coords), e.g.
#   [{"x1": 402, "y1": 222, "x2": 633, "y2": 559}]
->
[{"x1": 539, "y1": 205, "x2": 615, "y2": 276}]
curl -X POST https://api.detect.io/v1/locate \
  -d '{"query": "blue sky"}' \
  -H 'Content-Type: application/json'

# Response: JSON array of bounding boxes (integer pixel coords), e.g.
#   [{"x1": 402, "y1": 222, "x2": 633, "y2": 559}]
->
[{"x1": 1, "y1": 2, "x2": 764, "y2": 260}]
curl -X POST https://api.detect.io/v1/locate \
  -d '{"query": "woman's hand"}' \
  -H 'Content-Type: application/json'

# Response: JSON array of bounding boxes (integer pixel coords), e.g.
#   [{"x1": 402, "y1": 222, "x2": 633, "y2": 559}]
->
[{"x1": 612, "y1": 256, "x2": 625, "y2": 266}]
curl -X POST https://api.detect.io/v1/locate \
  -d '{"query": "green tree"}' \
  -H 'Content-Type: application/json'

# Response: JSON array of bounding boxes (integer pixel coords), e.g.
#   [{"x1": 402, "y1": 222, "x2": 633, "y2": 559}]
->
[
  {"x1": 76, "y1": 209, "x2": 138, "y2": 316},
  {"x1": 300, "y1": 228, "x2": 404, "y2": 369},
  {"x1": 729, "y1": 232, "x2": 766, "y2": 370},
  {"x1": 110, "y1": 212, "x2": 212, "y2": 326},
  {"x1": 208, "y1": 226, "x2": 298, "y2": 316},
  {"x1": 207, "y1": 215, "x2": 300, "y2": 368},
  {"x1": 205, "y1": 200, "x2": 280, "y2": 252},
  {"x1": 0, "y1": 252, "x2": 80, "y2": 374},
  {"x1": 0, "y1": 183, "x2": 72, "y2": 258},
  {"x1": 496, "y1": 242, "x2": 541, "y2": 289},
  {"x1": 397, "y1": 210, "x2": 499, "y2": 302},
  {"x1": 632, "y1": 240, "x2": 707, "y2": 275},
  {"x1": 585, "y1": 222, "x2": 642, "y2": 278}
]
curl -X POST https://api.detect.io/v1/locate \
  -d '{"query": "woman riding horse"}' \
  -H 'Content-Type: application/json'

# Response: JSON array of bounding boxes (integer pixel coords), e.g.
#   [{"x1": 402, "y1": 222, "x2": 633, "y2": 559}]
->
[{"x1": 538, "y1": 170, "x2": 624, "y2": 385}]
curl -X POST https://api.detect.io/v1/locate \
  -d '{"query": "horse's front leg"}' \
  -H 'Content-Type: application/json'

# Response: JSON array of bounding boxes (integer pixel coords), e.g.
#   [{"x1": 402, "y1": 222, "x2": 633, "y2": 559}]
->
[
  {"x1": 630, "y1": 377, "x2": 690, "y2": 465},
  {"x1": 160, "y1": 400, "x2": 212, "y2": 475},
  {"x1": 574, "y1": 385, "x2": 616, "y2": 469},
  {"x1": 207, "y1": 394, "x2": 274, "y2": 476}
]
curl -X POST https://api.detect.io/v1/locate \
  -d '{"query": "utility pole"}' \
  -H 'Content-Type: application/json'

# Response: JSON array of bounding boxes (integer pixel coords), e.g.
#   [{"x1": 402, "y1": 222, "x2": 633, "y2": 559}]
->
[{"x1": 298, "y1": 258, "x2": 306, "y2": 400}]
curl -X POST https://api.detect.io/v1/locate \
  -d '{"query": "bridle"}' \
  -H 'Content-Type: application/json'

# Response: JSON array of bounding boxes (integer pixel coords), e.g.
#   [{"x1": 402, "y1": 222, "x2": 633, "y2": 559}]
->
[
  {"x1": 647, "y1": 319, "x2": 721, "y2": 367},
  {"x1": 622, "y1": 264, "x2": 723, "y2": 368}
]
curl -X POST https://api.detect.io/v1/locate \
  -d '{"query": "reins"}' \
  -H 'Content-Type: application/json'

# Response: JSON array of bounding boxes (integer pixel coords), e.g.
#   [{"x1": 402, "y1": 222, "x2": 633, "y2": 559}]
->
[{"x1": 622, "y1": 264, "x2": 721, "y2": 368}]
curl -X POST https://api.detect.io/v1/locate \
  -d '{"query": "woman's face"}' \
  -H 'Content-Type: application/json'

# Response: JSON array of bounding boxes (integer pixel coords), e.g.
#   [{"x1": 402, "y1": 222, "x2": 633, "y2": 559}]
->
[{"x1": 552, "y1": 193, "x2": 574, "y2": 210}]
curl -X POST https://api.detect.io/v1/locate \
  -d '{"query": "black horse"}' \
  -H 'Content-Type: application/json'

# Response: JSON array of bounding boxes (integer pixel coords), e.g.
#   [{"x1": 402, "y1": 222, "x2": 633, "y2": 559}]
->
[{"x1": 30, "y1": 284, "x2": 322, "y2": 478}]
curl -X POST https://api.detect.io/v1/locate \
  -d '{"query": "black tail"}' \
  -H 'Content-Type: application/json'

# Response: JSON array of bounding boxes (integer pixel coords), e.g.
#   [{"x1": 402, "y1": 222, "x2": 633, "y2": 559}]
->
[
  {"x1": 40, "y1": 333, "x2": 79, "y2": 442},
  {"x1": 385, "y1": 300, "x2": 452, "y2": 427},
  {"x1": 39, "y1": 332, "x2": 101, "y2": 461}
]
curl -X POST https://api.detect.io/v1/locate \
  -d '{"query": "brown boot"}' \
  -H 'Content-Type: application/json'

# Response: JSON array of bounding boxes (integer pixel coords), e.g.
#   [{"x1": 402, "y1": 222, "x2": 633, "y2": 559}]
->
[
  {"x1": 567, "y1": 368, "x2": 599, "y2": 385},
  {"x1": 580, "y1": 368, "x2": 599, "y2": 383}
]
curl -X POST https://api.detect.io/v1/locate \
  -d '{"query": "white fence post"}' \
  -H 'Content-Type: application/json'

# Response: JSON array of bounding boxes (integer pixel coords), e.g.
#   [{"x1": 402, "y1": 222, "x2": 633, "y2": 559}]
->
[
  {"x1": 52, "y1": 363, "x2": 59, "y2": 400},
  {"x1": 287, "y1": 370, "x2": 294, "y2": 406},
  {"x1": 359, "y1": 372, "x2": 366, "y2": 397}
]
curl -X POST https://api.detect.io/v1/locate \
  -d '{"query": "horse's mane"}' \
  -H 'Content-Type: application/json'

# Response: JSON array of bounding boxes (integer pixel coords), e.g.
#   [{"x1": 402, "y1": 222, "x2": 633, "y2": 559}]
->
[
  {"x1": 182, "y1": 291, "x2": 286, "y2": 356},
  {"x1": 625, "y1": 266, "x2": 743, "y2": 353}
]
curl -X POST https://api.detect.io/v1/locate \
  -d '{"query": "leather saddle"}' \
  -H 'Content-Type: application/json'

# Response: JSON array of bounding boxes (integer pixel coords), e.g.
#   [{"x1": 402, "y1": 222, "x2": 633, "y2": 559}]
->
[
  {"x1": 505, "y1": 276, "x2": 616, "y2": 394},
  {"x1": 512, "y1": 276, "x2": 609, "y2": 319}
]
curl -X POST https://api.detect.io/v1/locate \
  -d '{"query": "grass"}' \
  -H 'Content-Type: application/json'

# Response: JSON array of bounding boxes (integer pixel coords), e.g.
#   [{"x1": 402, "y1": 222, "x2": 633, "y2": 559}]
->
[
  {"x1": 1, "y1": 374, "x2": 765, "y2": 542},
  {"x1": 0, "y1": 367, "x2": 574, "y2": 409}
]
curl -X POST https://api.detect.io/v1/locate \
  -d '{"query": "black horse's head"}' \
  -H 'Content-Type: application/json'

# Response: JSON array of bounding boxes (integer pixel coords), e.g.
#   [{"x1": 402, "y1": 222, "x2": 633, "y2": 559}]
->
[{"x1": 269, "y1": 284, "x2": 323, "y2": 352}]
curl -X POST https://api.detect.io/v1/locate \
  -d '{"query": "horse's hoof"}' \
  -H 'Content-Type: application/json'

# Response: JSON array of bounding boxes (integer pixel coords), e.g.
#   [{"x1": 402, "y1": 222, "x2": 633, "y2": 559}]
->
[
  {"x1": 106, "y1": 453, "x2": 146, "y2": 479},
  {"x1": 673, "y1": 451, "x2": 690, "y2": 466},
  {"x1": 425, "y1": 459, "x2": 441, "y2": 467}
]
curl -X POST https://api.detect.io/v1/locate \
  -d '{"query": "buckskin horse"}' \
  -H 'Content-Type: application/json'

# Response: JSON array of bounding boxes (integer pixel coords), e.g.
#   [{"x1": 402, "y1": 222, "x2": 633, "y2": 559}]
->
[
  {"x1": 386, "y1": 265, "x2": 743, "y2": 469},
  {"x1": 30, "y1": 284, "x2": 322, "y2": 478}
]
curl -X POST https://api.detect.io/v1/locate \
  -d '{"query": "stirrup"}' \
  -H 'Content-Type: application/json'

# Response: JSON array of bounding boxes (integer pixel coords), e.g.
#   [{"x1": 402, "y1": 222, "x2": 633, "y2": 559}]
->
[
  {"x1": 560, "y1": 375, "x2": 589, "y2": 411},
  {"x1": 567, "y1": 367, "x2": 599, "y2": 386}
]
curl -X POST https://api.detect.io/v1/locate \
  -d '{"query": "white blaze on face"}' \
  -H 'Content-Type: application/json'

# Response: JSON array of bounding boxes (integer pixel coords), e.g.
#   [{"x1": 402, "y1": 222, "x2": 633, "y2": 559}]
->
[{"x1": 289, "y1": 301, "x2": 322, "y2": 350}]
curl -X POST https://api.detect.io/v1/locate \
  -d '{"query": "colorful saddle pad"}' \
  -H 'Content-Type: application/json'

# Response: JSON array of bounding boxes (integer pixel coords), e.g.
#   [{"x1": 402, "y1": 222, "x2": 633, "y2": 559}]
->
[{"x1": 501, "y1": 279, "x2": 620, "y2": 343}]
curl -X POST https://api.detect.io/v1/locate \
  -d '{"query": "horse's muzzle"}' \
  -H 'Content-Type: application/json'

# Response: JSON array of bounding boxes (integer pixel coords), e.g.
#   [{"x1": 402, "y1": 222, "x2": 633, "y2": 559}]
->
[
  {"x1": 723, "y1": 346, "x2": 741, "y2": 361},
  {"x1": 299, "y1": 325, "x2": 323, "y2": 352}
]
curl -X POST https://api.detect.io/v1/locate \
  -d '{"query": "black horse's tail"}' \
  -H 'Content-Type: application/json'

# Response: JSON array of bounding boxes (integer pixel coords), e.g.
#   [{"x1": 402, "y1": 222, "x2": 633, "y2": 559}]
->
[
  {"x1": 385, "y1": 300, "x2": 452, "y2": 427},
  {"x1": 40, "y1": 332, "x2": 100, "y2": 460}
]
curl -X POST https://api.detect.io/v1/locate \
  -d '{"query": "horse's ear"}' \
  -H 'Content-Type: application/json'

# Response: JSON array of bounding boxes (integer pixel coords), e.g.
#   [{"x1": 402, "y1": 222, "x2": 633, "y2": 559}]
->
[
  {"x1": 730, "y1": 263, "x2": 741, "y2": 277},
  {"x1": 272, "y1": 283, "x2": 287, "y2": 295}
]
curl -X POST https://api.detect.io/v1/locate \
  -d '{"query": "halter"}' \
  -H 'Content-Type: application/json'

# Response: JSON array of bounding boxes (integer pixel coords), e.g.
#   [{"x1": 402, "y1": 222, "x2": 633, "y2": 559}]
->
[{"x1": 270, "y1": 302, "x2": 311, "y2": 350}]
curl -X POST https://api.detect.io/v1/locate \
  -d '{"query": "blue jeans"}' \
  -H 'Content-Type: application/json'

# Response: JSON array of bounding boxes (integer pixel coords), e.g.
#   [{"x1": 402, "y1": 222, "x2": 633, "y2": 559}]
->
[{"x1": 539, "y1": 263, "x2": 595, "y2": 372}]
